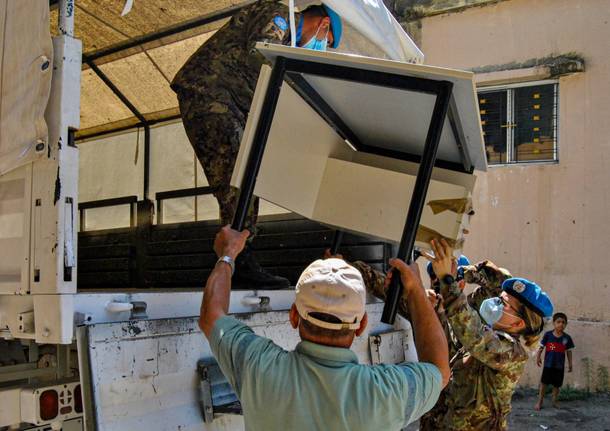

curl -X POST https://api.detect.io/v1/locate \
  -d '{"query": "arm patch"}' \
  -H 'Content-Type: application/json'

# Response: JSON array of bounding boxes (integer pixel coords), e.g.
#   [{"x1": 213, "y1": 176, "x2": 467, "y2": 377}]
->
[{"x1": 262, "y1": 14, "x2": 288, "y2": 42}]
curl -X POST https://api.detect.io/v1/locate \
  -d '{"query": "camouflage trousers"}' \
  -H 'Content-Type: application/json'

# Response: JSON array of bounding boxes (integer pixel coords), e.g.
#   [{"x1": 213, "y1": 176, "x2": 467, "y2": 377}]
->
[{"x1": 177, "y1": 91, "x2": 259, "y2": 236}]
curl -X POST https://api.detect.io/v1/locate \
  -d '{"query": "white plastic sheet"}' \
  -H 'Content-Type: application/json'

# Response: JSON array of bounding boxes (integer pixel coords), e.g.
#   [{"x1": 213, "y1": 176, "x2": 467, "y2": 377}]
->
[
  {"x1": 0, "y1": 1, "x2": 53, "y2": 176},
  {"x1": 285, "y1": 0, "x2": 423, "y2": 63}
]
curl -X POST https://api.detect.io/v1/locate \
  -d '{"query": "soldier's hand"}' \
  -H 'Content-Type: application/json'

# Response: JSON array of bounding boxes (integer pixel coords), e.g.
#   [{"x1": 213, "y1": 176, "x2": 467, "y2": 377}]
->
[
  {"x1": 423, "y1": 239, "x2": 455, "y2": 279},
  {"x1": 214, "y1": 225, "x2": 250, "y2": 259},
  {"x1": 386, "y1": 258, "x2": 423, "y2": 294},
  {"x1": 426, "y1": 289, "x2": 442, "y2": 309},
  {"x1": 536, "y1": 356, "x2": 542, "y2": 367},
  {"x1": 477, "y1": 260, "x2": 503, "y2": 278}
]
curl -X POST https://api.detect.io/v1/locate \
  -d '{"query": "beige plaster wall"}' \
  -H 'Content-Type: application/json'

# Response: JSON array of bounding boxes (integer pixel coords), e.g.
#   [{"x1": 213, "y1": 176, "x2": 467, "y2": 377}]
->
[{"x1": 420, "y1": 0, "x2": 610, "y2": 388}]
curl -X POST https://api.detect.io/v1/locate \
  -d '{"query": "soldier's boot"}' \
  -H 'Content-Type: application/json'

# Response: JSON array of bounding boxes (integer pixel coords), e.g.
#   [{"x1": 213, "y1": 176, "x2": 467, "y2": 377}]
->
[{"x1": 232, "y1": 248, "x2": 291, "y2": 289}]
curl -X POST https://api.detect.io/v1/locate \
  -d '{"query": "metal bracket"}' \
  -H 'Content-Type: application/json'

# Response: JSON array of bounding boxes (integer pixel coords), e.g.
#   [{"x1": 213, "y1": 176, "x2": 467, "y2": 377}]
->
[
  {"x1": 18, "y1": 310, "x2": 35, "y2": 334},
  {"x1": 129, "y1": 301, "x2": 148, "y2": 320},
  {"x1": 369, "y1": 330, "x2": 408, "y2": 365},
  {"x1": 198, "y1": 358, "x2": 242, "y2": 423}
]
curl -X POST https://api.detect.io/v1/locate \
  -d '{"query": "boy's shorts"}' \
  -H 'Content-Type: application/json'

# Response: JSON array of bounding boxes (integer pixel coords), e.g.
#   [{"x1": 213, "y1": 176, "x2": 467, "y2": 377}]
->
[{"x1": 541, "y1": 367, "x2": 565, "y2": 388}]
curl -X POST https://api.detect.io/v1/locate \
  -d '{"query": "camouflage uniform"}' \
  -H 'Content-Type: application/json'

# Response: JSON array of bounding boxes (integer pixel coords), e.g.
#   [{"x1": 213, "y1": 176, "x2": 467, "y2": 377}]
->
[
  {"x1": 421, "y1": 261, "x2": 526, "y2": 431},
  {"x1": 353, "y1": 260, "x2": 524, "y2": 431},
  {"x1": 171, "y1": 1, "x2": 292, "y2": 233}
]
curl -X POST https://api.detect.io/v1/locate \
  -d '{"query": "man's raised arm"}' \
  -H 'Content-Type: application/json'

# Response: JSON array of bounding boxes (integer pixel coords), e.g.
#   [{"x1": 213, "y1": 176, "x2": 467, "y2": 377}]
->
[
  {"x1": 199, "y1": 226, "x2": 249, "y2": 338},
  {"x1": 390, "y1": 258, "x2": 450, "y2": 387}
]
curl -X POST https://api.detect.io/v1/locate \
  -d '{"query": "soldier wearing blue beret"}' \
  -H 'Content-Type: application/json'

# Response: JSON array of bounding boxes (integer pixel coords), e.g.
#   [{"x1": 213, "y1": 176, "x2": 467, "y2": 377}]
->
[{"x1": 420, "y1": 239, "x2": 553, "y2": 431}]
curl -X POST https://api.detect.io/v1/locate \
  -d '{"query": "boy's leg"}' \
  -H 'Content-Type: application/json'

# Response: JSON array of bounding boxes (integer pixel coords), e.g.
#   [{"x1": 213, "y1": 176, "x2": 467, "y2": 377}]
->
[
  {"x1": 534, "y1": 383, "x2": 546, "y2": 410},
  {"x1": 552, "y1": 386, "x2": 560, "y2": 408},
  {"x1": 552, "y1": 366, "x2": 566, "y2": 408}
]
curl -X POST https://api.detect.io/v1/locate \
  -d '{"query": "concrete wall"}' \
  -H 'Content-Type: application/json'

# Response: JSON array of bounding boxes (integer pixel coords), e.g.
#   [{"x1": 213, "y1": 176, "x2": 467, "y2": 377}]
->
[{"x1": 418, "y1": 0, "x2": 610, "y2": 389}]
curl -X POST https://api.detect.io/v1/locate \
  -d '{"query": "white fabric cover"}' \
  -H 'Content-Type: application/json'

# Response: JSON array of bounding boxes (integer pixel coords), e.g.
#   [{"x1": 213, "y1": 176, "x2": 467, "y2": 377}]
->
[
  {"x1": 0, "y1": 0, "x2": 53, "y2": 175},
  {"x1": 285, "y1": 0, "x2": 424, "y2": 63}
]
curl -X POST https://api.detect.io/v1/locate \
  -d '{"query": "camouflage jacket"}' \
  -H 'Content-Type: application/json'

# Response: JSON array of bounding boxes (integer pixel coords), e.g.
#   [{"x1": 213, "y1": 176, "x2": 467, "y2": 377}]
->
[
  {"x1": 430, "y1": 268, "x2": 528, "y2": 431},
  {"x1": 171, "y1": 0, "x2": 291, "y2": 114},
  {"x1": 352, "y1": 260, "x2": 524, "y2": 431},
  {"x1": 447, "y1": 262, "x2": 510, "y2": 355},
  {"x1": 352, "y1": 260, "x2": 510, "y2": 359}
]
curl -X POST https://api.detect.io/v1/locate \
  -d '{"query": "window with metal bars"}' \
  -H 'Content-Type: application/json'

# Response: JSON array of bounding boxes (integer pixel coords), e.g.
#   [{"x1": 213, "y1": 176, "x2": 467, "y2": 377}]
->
[{"x1": 478, "y1": 81, "x2": 558, "y2": 165}]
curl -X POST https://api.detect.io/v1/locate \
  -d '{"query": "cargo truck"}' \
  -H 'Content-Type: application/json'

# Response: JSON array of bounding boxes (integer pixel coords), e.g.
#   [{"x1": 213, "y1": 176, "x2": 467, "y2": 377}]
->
[{"x1": 0, "y1": 1, "x2": 485, "y2": 429}]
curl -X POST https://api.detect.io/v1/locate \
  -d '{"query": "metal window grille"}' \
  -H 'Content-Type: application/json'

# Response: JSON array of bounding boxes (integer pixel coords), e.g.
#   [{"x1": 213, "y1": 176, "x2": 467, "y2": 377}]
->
[{"x1": 478, "y1": 82, "x2": 558, "y2": 165}]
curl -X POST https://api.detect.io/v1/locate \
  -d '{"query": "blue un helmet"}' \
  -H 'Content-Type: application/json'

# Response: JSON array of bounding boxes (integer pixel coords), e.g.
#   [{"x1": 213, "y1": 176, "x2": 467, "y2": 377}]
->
[
  {"x1": 322, "y1": 5, "x2": 342, "y2": 48},
  {"x1": 296, "y1": 4, "x2": 342, "y2": 50},
  {"x1": 427, "y1": 255, "x2": 470, "y2": 280}
]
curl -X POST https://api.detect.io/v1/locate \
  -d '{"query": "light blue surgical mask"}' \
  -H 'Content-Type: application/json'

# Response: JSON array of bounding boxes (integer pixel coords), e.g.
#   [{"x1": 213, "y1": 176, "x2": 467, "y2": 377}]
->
[
  {"x1": 479, "y1": 297, "x2": 504, "y2": 326},
  {"x1": 300, "y1": 21, "x2": 329, "y2": 51},
  {"x1": 302, "y1": 35, "x2": 328, "y2": 51}
]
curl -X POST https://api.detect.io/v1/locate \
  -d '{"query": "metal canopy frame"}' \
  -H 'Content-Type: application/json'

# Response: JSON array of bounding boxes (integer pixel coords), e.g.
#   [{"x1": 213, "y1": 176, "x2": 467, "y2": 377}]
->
[
  {"x1": 85, "y1": 59, "x2": 152, "y2": 200},
  {"x1": 231, "y1": 56, "x2": 455, "y2": 324},
  {"x1": 70, "y1": 3, "x2": 255, "y2": 142},
  {"x1": 81, "y1": 2, "x2": 254, "y2": 64},
  {"x1": 72, "y1": 3, "x2": 257, "y2": 210},
  {"x1": 155, "y1": 186, "x2": 218, "y2": 224},
  {"x1": 78, "y1": 195, "x2": 138, "y2": 230}
]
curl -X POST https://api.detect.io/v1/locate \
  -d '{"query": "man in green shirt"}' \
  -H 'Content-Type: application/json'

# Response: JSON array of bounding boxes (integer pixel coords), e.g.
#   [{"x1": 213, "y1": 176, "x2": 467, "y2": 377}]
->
[{"x1": 199, "y1": 226, "x2": 450, "y2": 430}]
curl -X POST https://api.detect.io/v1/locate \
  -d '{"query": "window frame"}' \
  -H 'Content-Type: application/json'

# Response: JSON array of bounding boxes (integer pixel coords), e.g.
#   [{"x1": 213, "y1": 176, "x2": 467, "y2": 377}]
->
[{"x1": 477, "y1": 79, "x2": 559, "y2": 167}]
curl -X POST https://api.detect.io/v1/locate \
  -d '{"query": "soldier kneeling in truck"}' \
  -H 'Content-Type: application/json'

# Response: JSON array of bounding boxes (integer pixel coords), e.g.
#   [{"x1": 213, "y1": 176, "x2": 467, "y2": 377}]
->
[{"x1": 171, "y1": 1, "x2": 343, "y2": 289}]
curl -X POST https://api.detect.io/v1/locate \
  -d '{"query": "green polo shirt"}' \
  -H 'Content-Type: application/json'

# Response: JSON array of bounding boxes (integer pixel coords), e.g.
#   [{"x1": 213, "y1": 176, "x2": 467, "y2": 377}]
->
[{"x1": 209, "y1": 316, "x2": 442, "y2": 431}]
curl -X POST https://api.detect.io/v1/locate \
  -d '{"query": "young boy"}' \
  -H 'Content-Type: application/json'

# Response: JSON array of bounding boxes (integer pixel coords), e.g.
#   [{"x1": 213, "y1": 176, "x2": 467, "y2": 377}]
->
[{"x1": 534, "y1": 312, "x2": 575, "y2": 410}]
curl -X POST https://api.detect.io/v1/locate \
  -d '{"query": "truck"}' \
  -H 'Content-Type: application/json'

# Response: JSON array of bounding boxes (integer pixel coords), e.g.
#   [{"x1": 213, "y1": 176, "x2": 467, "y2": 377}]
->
[{"x1": 0, "y1": 1, "x2": 485, "y2": 429}]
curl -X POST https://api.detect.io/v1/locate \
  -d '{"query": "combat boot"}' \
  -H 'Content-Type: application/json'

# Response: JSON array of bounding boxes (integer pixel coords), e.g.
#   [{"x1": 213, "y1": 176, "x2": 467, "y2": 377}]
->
[{"x1": 232, "y1": 248, "x2": 291, "y2": 289}]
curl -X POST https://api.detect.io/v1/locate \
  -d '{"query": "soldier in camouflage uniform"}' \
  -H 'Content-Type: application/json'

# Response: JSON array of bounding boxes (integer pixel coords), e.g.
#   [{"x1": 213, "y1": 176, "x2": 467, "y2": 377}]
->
[
  {"x1": 353, "y1": 247, "x2": 550, "y2": 431},
  {"x1": 352, "y1": 258, "x2": 508, "y2": 366},
  {"x1": 171, "y1": 1, "x2": 341, "y2": 288},
  {"x1": 422, "y1": 239, "x2": 552, "y2": 430},
  {"x1": 417, "y1": 259, "x2": 513, "y2": 430}
]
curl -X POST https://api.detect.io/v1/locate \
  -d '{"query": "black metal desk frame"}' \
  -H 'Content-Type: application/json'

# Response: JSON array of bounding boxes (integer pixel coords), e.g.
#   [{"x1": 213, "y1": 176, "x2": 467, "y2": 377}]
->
[{"x1": 231, "y1": 56, "x2": 455, "y2": 324}]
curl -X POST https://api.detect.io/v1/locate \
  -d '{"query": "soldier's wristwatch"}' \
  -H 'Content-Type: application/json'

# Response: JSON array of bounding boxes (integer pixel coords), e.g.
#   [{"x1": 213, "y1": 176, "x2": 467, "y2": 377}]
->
[{"x1": 216, "y1": 255, "x2": 235, "y2": 276}]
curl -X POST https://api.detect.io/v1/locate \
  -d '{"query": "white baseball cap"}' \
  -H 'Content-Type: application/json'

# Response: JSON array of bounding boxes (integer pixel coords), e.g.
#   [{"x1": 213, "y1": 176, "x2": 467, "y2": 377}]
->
[{"x1": 295, "y1": 258, "x2": 366, "y2": 330}]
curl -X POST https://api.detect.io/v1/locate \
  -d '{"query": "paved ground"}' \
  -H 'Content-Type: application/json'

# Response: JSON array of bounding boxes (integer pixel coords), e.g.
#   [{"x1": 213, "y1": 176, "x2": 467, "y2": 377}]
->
[
  {"x1": 405, "y1": 390, "x2": 610, "y2": 430},
  {"x1": 508, "y1": 390, "x2": 610, "y2": 431}
]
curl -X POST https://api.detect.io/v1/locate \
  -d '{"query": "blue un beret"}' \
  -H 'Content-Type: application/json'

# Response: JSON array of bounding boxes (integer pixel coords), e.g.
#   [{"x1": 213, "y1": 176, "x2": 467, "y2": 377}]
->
[
  {"x1": 502, "y1": 277, "x2": 554, "y2": 318},
  {"x1": 322, "y1": 5, "x2": 342, "y2": 48},
  {"x1": 427, "y1": 255, "x2": 470, "y2": 279}
]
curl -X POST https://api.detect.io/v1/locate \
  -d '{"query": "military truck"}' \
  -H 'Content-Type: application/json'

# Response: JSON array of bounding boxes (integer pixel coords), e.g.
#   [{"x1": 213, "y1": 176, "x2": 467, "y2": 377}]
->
[{"x1": 0, "y1": 1, "x2": 484, "y2": 429}]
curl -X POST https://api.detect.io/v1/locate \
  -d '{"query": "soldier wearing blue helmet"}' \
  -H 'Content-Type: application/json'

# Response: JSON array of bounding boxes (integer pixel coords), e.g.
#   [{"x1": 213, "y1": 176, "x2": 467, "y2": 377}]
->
[
  {"x1": 171, "y1": 2, "x2": 342, "y2": 289},
  {"x1": 427, "y1": 254, "x2": 470, "y2": 293},
  {"x1": 420, "y1": 239, "x2": 553, "y2": 431}
]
